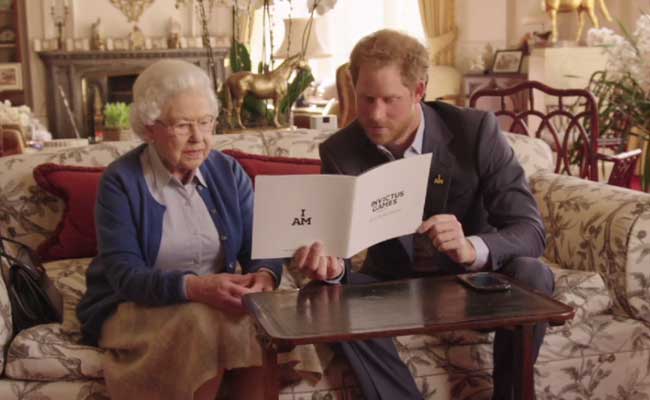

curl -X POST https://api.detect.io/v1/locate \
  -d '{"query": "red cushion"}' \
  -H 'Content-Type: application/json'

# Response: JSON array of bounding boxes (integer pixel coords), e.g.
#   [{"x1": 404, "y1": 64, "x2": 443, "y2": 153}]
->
[
  {"x1": 33, "y1": 164, "x2": 106, "y2": 262},
  {"x1": 222, "y1": 150, "x2": 322, "y2": 187}
]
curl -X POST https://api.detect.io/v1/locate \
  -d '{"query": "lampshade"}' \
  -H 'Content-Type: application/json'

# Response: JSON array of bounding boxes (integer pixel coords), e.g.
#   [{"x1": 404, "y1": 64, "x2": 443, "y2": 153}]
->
[{"x1": 274, "y1": 17, "x2": 331, "y2": 59}]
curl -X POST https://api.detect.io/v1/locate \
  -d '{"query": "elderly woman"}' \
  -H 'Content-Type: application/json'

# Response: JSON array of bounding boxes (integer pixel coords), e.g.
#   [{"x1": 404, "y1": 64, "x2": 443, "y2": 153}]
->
[{"x1": 77, "y1": 59, "x2": 284, "y2": 400}]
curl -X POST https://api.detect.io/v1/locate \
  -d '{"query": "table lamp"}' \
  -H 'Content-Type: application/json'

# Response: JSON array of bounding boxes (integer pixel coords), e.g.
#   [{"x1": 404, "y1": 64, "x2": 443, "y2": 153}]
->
[{"x1": 274, "y1": 17, "x2": 331, "y2": 60}]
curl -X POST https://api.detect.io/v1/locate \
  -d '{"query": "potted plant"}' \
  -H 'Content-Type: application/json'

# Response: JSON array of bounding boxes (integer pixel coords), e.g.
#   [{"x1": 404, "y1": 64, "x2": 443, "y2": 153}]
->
[
  {"x1": 103, "y1": 102, "x2": 132, "y2": 141},
  {"x1": 586, "y1": 16, "x2": 650, "y2": 190}
]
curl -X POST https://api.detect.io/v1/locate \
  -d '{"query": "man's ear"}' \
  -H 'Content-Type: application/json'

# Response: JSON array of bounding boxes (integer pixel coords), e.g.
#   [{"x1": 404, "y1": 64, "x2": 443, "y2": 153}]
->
[{"x1": 414, "y1": 80, "x2": 426, "y2": 102}]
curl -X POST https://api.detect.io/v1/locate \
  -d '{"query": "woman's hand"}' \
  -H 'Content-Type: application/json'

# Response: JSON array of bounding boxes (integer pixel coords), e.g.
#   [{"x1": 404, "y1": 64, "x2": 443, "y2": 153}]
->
[
  {"x1": 291, "y1": 241, "x2": 344, "y2": 281},
  {"x1": 246, "y1": 270, "x2": 276, "y2": 292},
  {"x1": 186, "y1": 273, "x2": 255, "y2": 314}
]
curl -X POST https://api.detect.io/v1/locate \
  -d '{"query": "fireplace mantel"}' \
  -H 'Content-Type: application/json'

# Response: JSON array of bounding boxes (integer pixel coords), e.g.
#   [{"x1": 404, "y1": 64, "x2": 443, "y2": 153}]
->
[{"x1": 39, "y1": 48, "x2": 228, "y2": 138}]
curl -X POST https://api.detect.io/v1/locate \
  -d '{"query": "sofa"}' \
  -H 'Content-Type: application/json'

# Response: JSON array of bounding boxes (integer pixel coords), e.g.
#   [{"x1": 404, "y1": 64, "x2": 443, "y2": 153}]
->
[{"x1": 0, "y1": 127, "x2": 649, "y2": 400}]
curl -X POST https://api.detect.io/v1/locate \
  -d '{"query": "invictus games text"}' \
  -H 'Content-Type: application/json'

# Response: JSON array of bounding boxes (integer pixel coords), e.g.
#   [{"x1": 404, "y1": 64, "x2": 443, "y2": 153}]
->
[{"x1": 371, "y1": 191, "x2": 404, "y2": 212}]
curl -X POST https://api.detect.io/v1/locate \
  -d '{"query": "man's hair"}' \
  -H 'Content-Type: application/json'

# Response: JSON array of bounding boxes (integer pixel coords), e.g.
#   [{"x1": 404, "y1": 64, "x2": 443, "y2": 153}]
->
[{"x1": 349, "y1": 29, "x2": 430, "y2": 90}]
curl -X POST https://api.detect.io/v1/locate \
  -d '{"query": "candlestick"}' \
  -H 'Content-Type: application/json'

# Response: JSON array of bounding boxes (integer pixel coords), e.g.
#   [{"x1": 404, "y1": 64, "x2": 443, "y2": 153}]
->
[{"x1": 51, "y1": 4, "x2": 69, "y2": 51}]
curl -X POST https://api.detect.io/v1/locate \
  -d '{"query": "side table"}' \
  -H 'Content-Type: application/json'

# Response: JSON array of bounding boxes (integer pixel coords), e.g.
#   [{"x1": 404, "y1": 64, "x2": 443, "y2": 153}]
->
[{"x1": 244, "y1": 275, "x2": 574, "y2": 400}]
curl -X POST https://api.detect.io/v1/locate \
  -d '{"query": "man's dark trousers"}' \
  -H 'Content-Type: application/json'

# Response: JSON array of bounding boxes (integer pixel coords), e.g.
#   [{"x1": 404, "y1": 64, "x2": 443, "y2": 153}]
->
[{"x1": 336, "y1": 257, "x2": 554, "y2": 400}]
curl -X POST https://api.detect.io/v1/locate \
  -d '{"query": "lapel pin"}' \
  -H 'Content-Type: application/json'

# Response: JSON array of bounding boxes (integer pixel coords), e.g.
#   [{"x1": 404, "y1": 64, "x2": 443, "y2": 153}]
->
[{"x1": 434, "y1": 174, "x2": 444, "y2": 185}]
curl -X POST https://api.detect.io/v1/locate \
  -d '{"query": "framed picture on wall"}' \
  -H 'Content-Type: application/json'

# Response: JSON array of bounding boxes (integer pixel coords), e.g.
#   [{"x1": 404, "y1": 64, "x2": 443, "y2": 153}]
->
[
  {"x1": 491, "y1": 50, "x2": 524, "y2": 74},
  {"x1": 0, "y1": 63, "x2": 22, "y2": 91}
]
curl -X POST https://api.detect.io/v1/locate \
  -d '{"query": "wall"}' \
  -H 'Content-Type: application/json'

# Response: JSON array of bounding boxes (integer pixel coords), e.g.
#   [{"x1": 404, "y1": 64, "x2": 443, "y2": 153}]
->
[
  {"x1": 454, "y1": 0, "x2": 649, "y2": 72},
  {"x1": 456, "y1": 0, "x2": 509, "y2": 72}
]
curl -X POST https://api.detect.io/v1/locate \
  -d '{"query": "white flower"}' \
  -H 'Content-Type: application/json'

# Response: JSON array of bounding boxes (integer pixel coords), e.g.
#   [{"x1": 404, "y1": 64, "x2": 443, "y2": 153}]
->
[
  {"x1": 586, "y1": 27, "x2": 619, "y2": 47},
  {"x1": 0, "y1": 101, "x2": 37, "y2": 137},
  {"x1": 307, "y1": 0, "x2": 337, "y2": 15},
  {"x1": 589, "y1": 16, "x2": 650, "y2": 94}
]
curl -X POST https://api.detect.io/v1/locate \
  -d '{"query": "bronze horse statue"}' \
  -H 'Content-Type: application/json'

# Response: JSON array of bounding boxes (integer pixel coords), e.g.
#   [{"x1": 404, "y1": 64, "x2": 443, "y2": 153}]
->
[
  {"x1": 543, "y1": 0, "x2": 612, "y2": 43},
  {"x1": 223, "y1": 54, "x2": 311, "y2": 129}
]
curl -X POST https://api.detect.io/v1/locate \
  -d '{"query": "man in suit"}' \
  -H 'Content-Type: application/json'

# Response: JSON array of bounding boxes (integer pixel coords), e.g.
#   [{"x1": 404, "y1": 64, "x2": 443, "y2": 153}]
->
[{"x1": 291, "y1": 29, "x2": 554, "y2": 400}]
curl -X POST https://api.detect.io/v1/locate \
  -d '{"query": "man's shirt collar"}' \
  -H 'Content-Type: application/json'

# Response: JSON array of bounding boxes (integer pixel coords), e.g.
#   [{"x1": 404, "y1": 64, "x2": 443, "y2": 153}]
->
[{"x1": 376, "y1": 103, "x2": 425, "y2": 160}]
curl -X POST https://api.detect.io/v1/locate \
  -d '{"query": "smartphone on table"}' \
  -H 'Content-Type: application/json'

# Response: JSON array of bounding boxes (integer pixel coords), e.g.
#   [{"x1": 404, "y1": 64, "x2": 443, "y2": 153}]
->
[{"x1": 457, "y1": 272, "x2": 511, "y2": 291}]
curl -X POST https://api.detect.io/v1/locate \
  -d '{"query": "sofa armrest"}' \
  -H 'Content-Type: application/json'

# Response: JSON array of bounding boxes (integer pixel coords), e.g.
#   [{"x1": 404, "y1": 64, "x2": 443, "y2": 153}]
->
[
  {"x1": 530, "y1": 171, "x2": 650, "y2": 322},
  {"x1": 597, "y1": 148, "x2": 643, "y2": 188},
  {"x1": 0, "y1": 260, "x2": 13, "y2": 374}
]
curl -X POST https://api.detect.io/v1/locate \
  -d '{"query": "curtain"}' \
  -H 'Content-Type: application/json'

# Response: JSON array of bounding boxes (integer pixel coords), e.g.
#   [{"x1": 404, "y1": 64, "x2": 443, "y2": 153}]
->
[{"x1": 418, "y1": 0, "x2": 456, "y2": 66}]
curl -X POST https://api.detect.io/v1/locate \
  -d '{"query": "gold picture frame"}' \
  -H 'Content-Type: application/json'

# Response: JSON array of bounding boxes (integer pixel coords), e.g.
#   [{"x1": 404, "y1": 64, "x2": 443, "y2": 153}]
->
[
  {"x1": 0, "y1": 63, "x2": 22, "y2": 91},
  {"x1": 491, "y1": 50, "x2": 524, "y2": 74}
]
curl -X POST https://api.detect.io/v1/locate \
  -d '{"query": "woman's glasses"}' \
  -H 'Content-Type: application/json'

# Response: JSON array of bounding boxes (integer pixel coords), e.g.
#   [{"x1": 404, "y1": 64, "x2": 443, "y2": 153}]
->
[{"x1": 155, "y1": 115, "x2": 216, "y2": 137}]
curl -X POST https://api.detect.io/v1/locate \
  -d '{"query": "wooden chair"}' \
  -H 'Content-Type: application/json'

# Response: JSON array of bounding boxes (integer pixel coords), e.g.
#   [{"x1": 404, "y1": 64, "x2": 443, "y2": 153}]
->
[
  {"x1": 335, "y1": 63, "x2": 357, "y2": 128},
  {"x1": 0, "y1": 124, "x2": 26, "y2": 157},
  {"x1": 469, "y1": 80, "x2": 641, "y2": 188},
  {"x1": 587, "y1": 71, "x2": 635, "y2": 153}
]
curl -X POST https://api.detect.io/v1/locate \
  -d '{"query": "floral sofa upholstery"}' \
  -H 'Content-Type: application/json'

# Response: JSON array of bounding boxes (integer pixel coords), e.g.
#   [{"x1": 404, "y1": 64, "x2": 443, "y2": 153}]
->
[{"x1": 0, "y1": 127, "x2": 649, "y2": 400}]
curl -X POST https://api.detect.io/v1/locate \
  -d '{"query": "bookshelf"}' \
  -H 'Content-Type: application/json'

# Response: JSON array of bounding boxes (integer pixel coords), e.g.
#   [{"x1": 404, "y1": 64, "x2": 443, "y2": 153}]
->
[{"x1": 0, "y1": 0, "x2": 29, "y2": 106}]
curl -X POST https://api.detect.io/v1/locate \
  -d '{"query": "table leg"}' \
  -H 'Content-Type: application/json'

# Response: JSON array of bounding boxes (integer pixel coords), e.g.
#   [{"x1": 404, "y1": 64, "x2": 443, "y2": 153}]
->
[
  {"x1": 514, "y1": 324, "x2": 535, "y2": 399},
  {"x1": 262, "y1": 343, "x2": 279, "y2": 400}
]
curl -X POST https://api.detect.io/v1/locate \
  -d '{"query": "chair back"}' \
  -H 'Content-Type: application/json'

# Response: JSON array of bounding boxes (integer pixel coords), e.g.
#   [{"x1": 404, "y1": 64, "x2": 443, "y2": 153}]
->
[
  {"x1": 336, "y1": 63, "x2": 357, "y2": 128},
  {"x1": 470, "y1": 80, "x2": 600, "y2": 181},
  {"x1": 1, "y1": 125, "x2": 26, "y2": 157},
  {"x1": 587, "y1": 70, "x2": 633, "y2": 153}
]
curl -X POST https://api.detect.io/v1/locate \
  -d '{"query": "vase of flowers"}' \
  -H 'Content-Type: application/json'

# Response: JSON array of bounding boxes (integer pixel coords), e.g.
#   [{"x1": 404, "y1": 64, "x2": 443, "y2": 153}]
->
[{"x1": 587, "y1": 14, "x2": 650, "y2": 190}]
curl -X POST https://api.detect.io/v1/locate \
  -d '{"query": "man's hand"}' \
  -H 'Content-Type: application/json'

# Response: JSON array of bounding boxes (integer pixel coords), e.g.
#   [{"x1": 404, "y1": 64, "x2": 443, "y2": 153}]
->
[
  {"x1": 417, "y1": 214, "x2": 477, "y2": 266},
  {"x1": 291, "y1": 241, "x2": 344, "y2": 281},
  {"x1": 186, "y1": 273, "x2": 256, "y2": 314}
]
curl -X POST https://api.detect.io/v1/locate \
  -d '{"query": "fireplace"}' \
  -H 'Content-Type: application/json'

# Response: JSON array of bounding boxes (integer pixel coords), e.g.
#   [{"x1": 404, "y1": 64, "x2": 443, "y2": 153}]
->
[{"x1": 39, "y1": 48, "x2": 228, "y2": 138}]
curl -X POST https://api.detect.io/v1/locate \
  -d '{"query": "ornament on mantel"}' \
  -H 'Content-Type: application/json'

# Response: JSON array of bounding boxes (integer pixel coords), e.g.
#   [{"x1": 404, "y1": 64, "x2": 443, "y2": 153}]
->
[
  {"x1": 129, "y1": 26, "x2": 146, "y2": 50},
  {"x1": 109, "y1": 0, "x2": 154, "y2": 23},
  {"x1": 168, "y1": 16, "x2": 182, "y2": 49},
  {"x1": 90, "y1": 18, "x2": 105, "y2": 50}
]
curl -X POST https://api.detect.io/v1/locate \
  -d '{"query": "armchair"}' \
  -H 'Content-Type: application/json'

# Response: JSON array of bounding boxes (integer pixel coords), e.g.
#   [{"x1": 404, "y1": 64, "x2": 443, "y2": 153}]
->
[
  {"x1": 1, "y1": 125, "x2": 26, "y2": 157},
  {"x1": 469, "y1": 80, "x2": 641, "y2": 188}
]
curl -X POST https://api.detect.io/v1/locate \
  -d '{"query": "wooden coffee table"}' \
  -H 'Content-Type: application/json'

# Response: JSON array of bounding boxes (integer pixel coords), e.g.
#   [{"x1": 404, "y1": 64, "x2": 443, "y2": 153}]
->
[{"x1": 243, "y1": 275, "x2": 574, "y2": 399}]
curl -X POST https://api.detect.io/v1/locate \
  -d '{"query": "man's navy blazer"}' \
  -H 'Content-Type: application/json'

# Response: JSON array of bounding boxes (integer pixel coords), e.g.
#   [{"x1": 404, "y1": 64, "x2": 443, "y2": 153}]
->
[{"x1": 319, "y1": 101, "x2": 546, "y2": 279}]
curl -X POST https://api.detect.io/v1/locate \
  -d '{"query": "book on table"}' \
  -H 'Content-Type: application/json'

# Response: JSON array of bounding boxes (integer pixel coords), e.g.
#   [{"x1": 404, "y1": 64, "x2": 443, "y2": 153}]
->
[{"x1": 251, "y1": 153, "x2": 432, "y2": 259}]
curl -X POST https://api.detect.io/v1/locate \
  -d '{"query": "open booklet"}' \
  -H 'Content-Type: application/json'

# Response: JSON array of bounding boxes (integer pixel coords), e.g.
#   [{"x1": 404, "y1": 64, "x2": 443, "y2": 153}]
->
[{"x1": 251, "y1": 153, "x2": 432, "y2": 259}]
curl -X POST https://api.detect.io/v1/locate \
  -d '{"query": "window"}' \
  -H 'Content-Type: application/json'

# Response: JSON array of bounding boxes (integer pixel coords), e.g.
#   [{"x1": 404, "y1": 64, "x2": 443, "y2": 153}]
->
[{"x1": 248, "y1": 0, "x2": 425, "y2": 87}]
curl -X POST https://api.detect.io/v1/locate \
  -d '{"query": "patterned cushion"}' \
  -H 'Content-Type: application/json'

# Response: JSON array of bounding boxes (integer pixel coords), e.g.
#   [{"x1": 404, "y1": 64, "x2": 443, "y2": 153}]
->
[
  {"x1": 4, "y1": 323, "x2": 103, "y2": 380},
  {"x1": 502, "y1": 132, "x2": 554, "y2": 178},
  {"x1": 262, "y1": 129, "x2": 336, "y2": 158},
  {"x1": 212, "y1": 132, "x2": 266, "y2": 155},
  {"x1": 546, "y1": 263, "x2": 612, "y2": 323},
  {"x1": 44, "y1": 258, "x2": 91, "y2": 335},
  {"x1": 536, "y1": 314, "x2": 650, "y2": 397}
]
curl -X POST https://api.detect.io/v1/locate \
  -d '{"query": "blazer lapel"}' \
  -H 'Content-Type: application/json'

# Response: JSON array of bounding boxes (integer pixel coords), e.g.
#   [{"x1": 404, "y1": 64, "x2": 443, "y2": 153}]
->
[
  {"x1": 422, "y1": 103, "x2": 456, "y2": 217},
  {"x1": 398, "y1": 103, "x2": 457, "y2": 264}
]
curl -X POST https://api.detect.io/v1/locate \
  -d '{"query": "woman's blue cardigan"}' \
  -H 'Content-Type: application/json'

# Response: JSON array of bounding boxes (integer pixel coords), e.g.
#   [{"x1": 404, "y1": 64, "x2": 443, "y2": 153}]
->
[{"x1": 77, "y1": 144, "x2": 282, "y2": 345}]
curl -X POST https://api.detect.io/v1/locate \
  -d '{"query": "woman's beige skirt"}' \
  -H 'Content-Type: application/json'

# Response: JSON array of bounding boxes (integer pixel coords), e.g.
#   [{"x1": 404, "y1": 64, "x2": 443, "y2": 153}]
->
[{"x1": 100, "y1": 301, "x2": 330, "y2": 400}]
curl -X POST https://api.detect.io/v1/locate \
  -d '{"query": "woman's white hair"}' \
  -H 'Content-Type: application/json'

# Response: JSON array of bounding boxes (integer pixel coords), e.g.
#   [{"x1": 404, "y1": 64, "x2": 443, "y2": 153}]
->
[{"x1": 130, "y1": 59, "x2": 218, "y2": 138}]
